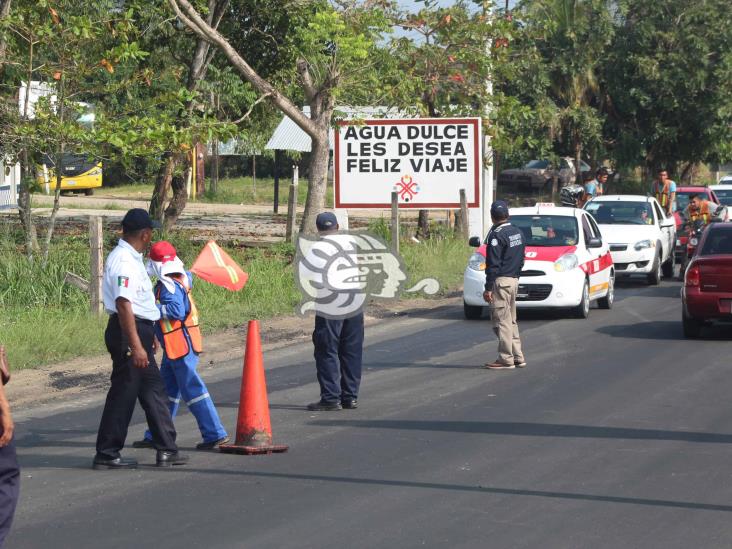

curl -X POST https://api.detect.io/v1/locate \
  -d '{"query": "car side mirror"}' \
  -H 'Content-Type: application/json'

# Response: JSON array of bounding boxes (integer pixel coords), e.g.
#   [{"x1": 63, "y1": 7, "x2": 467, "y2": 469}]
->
[
  {"x1": 587, "y1": 237, "x2": 603, "y2": 248},
  {"x1": 468, "y1": 236, "x2": 481, "y2": 247},
  {"x1": 660, "y1": 218, "x2": 675, "y2": 228}
]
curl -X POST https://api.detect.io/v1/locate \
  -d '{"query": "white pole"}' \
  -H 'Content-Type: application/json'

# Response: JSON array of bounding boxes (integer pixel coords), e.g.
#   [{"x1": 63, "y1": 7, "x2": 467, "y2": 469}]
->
[{"x1": 481, "y1": 1, "x2": 494, "y2": 239}]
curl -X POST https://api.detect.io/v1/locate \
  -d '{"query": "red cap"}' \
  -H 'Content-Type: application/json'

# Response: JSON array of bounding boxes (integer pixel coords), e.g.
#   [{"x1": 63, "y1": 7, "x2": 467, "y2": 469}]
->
[{"x1": 149, "y1": 241, "x2": 177, "y2": 263}]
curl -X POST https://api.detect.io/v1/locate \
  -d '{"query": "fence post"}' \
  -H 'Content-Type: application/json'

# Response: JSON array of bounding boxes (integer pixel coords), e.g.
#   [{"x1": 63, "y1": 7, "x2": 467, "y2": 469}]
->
[
  {"x1": 89, "y1": 216, "x2": 103, "y2": 315},
  {"x1": 391, "y1": 191, "x2": 399, "y2": 254},
  {"x1": 286, "y1": 165, "x2": 299, "y2": 243},
  {"x1": 459, "y1": 189, "x2": 469, "y2": 239}
]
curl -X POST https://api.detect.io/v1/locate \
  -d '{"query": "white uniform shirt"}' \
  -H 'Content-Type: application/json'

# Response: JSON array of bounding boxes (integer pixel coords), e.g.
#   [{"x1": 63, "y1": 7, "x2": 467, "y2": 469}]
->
[{"x1": 103, "y1": 239, "x2": 160, "y2": 321}]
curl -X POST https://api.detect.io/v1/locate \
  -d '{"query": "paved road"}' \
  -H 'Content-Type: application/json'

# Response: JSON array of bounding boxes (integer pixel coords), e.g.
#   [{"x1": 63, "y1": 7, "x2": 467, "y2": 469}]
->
[{"x1": 10, "y1": 279, "x2": 732, "y2": 548}]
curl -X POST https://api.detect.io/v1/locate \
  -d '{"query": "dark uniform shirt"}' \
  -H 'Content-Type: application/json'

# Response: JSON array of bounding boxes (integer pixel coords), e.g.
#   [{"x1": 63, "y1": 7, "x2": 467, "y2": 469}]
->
[{"x1": 484, "y1": 222, "x2": 525, "y2": 291}]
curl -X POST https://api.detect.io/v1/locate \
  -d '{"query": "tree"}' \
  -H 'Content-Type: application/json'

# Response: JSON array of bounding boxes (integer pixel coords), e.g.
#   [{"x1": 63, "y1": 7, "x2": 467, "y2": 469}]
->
[
  {"x1": 168, "y1": 0, "x2": 393, "y2": 233},
  {"x1": 603, "y1": 0, "x2": 732, "y2": 177},
  {"x1": 516, "y1": 0, "x2": 614, "y2": 178}
]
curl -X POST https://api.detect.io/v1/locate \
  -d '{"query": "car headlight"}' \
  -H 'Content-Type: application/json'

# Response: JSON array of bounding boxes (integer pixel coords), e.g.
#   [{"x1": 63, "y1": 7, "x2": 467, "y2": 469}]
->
[
  {"x1": 634, "y1": 239, "x2": 654, "y2": 251},
  {"x1": 554, "y1": 253, "x2": 578, "y2": 272},
  {"x1": 467, "y1": 253, "x2": 486, "y2": 271}
]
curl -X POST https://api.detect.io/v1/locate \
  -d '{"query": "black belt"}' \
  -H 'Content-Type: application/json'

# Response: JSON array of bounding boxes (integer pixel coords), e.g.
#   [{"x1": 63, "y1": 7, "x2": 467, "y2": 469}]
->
[{"x1": 110, "y1": 313, "x2": 156, "y2": 326}]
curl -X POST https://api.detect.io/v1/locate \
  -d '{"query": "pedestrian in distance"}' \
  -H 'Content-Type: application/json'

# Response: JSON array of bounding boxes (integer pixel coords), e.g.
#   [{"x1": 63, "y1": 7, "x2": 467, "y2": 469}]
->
[
  {"x1": 132, "y1": 241, "x2": 229, "y2": 451},
  {"x1": 93, "y1": 209, "x2": 188, "y2": 470},
  {"x1": 483, "y1": 200, "x2": 527, "y2": 370},
  {"x1": 0, "y1": 346, "x2": 19, "y2": 548},
  {"x1": 651, "y1": 168, "x2": 677, "y2": 216},
  {"x1": 305, "y1": 212, "x2": 364, "y2": 411}
]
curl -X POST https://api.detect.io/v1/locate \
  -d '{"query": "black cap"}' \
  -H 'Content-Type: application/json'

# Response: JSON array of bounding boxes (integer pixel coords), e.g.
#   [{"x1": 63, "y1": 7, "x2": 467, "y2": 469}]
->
[
  {"x1": 121, "y1": 208, "x2": 161, "y2": 232},
  {"x1": 316, "y1": 211, "x2": 338, "y2": 231},
  {"x1": 490, "y1": 200, "x2": 509, "y2": 219}
]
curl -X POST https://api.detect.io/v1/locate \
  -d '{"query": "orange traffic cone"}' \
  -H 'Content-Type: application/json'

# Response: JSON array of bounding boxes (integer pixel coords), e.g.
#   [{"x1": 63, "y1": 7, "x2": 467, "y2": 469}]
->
[{"x1": 219, "y1": 320, "x2": 288, "y2": 455}]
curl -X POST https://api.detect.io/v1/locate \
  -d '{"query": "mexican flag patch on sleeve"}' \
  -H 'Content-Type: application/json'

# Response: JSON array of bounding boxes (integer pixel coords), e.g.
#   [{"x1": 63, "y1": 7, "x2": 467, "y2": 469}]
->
[{"x1": 117, "y1": 276, "x2": 130, "y2": 288}]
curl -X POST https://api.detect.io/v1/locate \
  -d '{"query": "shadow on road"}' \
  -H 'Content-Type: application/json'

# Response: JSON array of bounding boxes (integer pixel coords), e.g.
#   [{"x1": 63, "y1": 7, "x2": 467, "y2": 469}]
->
[
  {"x1": 614, "y1": 279, "x2": 682, "y2": 299},
  {"x1": 308, "y1": 419, "x2": 732, "y2": 444},
  {"x1": 169, "y1": 467, "x2": 732, "y2": 513},
  {"x1": 596, "y1": 321, "x2": 682, "y2": 340}
]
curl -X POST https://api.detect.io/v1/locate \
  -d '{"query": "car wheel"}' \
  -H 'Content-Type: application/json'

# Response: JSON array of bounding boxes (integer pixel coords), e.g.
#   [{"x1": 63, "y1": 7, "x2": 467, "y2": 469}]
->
[
  {"x1": 84, "y1": 188, "x2": 94, "y2": 196},
  {"x1": 463, "y1": 301, "x2": 483, "y2": 320},
  {"x1": 682, "y1": 309, "x2": 701, "y2": 339},
  {"x1": 647, "y1": 252, "x2": 661, "y2": 285},
  {"x1": 572, "y1": 280, "x2": 590, "y2": 319},
  {"x1": 662, "y1": 250, "x2": 675, "y2": 278},
  {"x1": 598, "y1": 271, "x2": 614, "y2": 309}
]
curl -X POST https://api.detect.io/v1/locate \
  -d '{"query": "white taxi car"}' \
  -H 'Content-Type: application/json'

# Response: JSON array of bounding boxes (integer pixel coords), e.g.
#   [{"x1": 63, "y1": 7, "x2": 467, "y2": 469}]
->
[
  {"x1": 463, "y1": 204, "x2": 615, "y2": 319},
  {"x1": 584, "y1": 195, "x2": 676, "y2": 284}
]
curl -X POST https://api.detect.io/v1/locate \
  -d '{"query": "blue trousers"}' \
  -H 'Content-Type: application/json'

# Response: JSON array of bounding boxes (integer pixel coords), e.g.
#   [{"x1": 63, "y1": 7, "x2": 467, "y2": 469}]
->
[
  {"x1": 313, "y1": 313, "x2": 364, "y2": 403},
  {"x1": 144, "y1": 352, "x2": 227, "y2": 444},
  {"x1": 0, "y1": 439, "x2": 19, "y2": 547}
]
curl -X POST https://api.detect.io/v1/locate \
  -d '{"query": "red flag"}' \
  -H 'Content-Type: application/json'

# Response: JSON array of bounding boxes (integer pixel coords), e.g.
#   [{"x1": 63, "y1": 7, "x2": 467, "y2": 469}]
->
[{"x1": 191, "y1": 240, "x2": 248, "y2": 291}]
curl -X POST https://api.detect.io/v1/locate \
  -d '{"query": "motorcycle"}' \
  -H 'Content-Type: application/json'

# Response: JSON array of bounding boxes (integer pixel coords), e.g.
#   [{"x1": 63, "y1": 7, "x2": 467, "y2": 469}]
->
[{"x1": 559, "y1": 184, "x2": 585, "y2": 208}]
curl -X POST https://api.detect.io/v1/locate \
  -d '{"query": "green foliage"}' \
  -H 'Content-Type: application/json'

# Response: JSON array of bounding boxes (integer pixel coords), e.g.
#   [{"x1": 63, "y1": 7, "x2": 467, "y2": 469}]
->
[{"x1": 603, "y1": 0, "x2": 732, "y2": 171}]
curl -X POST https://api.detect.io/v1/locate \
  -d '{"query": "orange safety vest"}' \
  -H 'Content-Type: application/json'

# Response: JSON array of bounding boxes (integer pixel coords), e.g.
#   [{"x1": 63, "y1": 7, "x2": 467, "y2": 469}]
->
[
  {"x1": 654, "y1": 180, "x2": 671, "y2": 208},
  {"x1": 688, "y1": 201, "x2": 711, "y2": 224},
  {"x1": 156, "y1": 275, "x2": 202, "y2": 360}
]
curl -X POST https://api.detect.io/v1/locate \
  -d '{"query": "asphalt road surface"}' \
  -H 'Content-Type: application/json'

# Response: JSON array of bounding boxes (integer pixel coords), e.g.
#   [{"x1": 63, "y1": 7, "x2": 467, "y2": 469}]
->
[{"x1": 10, "y1": 279, "x2": 732, "y2": 548}]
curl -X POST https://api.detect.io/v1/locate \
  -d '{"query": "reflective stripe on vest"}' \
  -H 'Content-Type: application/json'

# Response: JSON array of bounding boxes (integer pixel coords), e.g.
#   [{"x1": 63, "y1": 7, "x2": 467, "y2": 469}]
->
[
  {"x1": 654, "y1": 181, "x2": 670, "y2": 208},
  {"x1": 156, "y1": 276, "x2": 203, "y2": 360},
  {"x1": 689, "y1": 202, "x2": 711, "y2": 224}
]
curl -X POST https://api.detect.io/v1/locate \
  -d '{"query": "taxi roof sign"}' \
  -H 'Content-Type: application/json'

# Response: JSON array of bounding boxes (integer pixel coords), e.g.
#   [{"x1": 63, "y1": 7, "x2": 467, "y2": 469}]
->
[{"x1": 535, "y1": 202, "x2": 556, "y2": 208}]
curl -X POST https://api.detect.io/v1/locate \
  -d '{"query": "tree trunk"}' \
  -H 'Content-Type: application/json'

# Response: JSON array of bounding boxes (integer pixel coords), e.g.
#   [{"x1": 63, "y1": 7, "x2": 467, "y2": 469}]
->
[
  {"x1": 0, "y1": 0, "x2": 12, "y2": 76},
  {"x1": 417, "y1": 209, "x2": 430, "y2": 239},
  {"x1": 680, "y1": 162, "x2": 694, "y2": 184},
  {"x1": 299, "y1": 130, "x2": 329, "y2": 234},
  {"x1": 149, "y1": 153, "x2": 175, "y2": 223},
  {"x1": 574, "y1": 140, "x2": 582, "y2": 184},
  {"x1": 164, "y1": 173, "x2": 188, "y2": 230}
]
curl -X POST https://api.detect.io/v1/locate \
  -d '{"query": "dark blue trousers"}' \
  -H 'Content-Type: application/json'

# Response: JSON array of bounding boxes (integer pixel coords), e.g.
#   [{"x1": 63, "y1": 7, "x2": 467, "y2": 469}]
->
[
  {"x1": 0, "y1": 439, "x2": 19, "y2": 547},
  {"x1": 313, "y1": 313, "x2": 364, "y2": 403}
]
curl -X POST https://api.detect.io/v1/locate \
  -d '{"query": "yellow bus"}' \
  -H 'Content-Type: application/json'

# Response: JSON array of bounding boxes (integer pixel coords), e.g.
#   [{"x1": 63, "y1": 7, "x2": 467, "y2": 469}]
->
[{"x1": 38, "y1": 153, "x2": 103, "y2": 195}]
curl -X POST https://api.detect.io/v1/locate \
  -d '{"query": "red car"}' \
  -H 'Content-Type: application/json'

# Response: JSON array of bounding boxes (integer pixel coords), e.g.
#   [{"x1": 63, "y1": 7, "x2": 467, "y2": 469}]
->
[
  {"x1": 673, "y1": 186, "x2": 721, "y2": 266},
  {"x1": 681, "y1": 223, "x2": 732, "y2": 338}
]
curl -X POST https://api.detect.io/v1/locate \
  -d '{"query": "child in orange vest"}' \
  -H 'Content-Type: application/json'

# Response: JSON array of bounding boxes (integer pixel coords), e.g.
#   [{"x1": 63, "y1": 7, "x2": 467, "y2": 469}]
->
[{"x1": 133, "y1": 241, "x2": 229, "y2": 450}]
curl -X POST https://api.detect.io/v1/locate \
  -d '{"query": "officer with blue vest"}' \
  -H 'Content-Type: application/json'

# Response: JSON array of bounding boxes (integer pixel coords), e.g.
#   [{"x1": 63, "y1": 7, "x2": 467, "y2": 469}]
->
[
  {"x1": 133, "y1": 241, "x2": 229, "y2": 450},
  {"x1": 483, "y1": 200, "x2": 527, "y2": 370}
]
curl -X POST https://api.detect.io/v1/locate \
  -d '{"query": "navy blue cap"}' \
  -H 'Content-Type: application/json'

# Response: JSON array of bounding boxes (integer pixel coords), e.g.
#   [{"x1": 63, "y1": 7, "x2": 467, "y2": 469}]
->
[
  {"x1": 121, "y1": 208, "x2": 161, "y2": 232},
  {"x1": 490, "y1": 200, "x2": 509, "y2": 218},
  {"x1": 316, "y1": 211, "x2": 338, "y2": 231}
]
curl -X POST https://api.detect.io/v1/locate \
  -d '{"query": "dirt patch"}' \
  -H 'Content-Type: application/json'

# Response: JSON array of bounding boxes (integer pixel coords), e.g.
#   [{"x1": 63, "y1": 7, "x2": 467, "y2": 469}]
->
[{"x1": 8, "y1": 295, "x2": 462, "y2": 410}]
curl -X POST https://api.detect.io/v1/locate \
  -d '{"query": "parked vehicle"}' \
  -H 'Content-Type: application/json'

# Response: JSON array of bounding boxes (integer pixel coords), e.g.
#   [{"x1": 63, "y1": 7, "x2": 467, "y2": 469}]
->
[
  {"x1": 584, "y1": 195, "x2": 676, "y2": 284},
  {"x1": 498, "y1": 158, "x2": 591, "y2": 192},
  {"x1": 463, "y1": 204, "x2": 614, "y2": 319},
  {"x1": 681, "y1": 222, "x2": 732, "y2": 338},
  {"x1": 710, "y1": 183, "x2": 732, "y2": 207}
]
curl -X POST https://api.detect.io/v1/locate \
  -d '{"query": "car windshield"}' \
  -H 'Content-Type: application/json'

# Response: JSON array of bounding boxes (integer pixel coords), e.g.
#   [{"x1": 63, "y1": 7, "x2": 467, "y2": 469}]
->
[
  {"x1": 712, "y1": 189, "x2": 732, "y2": 206},
  {"x1": 701, "y1": 228, "x2": 732, "y2": 255},
  {"x1": 676, "y1": 191, "x2": 709, "y2": 212},
  {"x1": 584, "y1": 201, "x2": 653, "y2": 225},
  {"x1": 524, "y1": 160, "x2": 549, "y2": 169},
  {"x1": 507, "y1": 215, "x2": 579, "y2": 247}
]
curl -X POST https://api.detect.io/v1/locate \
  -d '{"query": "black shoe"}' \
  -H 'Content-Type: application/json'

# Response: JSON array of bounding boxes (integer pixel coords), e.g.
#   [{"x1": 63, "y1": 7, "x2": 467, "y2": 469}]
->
[
  {"x1": 307, "y1": 399, "x2": 342, "y2": 411},
  {"x1": 196, "y1": 436, "x2": 230, "y2": 450},
  {"x1": 92, "y1": 456, "x2": 138, "y2": 470},
  {"x1": 341, "y1": 399, "x2": 358, "y2": 409},
  {"x1": 132, "y1": 438, "x2": 154, "y2": 449},
  {"x1": 156, "y1": 450, "x2": 189, "y2": 467}
]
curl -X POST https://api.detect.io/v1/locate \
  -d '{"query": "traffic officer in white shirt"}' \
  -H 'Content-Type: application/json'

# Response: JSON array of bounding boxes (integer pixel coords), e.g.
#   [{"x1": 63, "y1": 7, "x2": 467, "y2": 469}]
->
[{"x1": 93, "y1": 209, "x2": 188, "y2": 469}]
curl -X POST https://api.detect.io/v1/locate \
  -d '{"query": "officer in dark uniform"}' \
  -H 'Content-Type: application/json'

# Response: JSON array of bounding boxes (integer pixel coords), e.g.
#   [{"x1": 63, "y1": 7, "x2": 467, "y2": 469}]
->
[
  {"x1": 483, "y1": 200, "x2": 527, "y2": 370},
  {"x1": 305, "y1": 212, "x2": 364, "y2": 411},
  {"x1": 93, "y1": 209, "x2": 187, "y2": 469}
]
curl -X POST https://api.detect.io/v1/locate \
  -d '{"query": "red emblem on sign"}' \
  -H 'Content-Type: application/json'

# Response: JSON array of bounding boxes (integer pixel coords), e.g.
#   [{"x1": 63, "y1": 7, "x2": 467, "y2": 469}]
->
[{"x1": 394, "y1": 175, "x2": 421, "y2": 202}]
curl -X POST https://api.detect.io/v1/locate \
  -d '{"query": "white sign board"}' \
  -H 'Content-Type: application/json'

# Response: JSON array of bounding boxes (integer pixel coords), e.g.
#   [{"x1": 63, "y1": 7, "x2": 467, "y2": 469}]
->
[{"x1": 335, "y1": 118, "x2": 481, "y2": 209}]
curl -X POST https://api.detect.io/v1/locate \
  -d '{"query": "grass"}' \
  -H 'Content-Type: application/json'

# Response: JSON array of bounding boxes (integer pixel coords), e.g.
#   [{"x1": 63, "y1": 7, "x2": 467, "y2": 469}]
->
[
  {"x1": 0, "y1": 218, "x2": 469, "y2": 370},
  {"x1": 94, "y1": 176, "x2": 334, "y2": 208}
]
